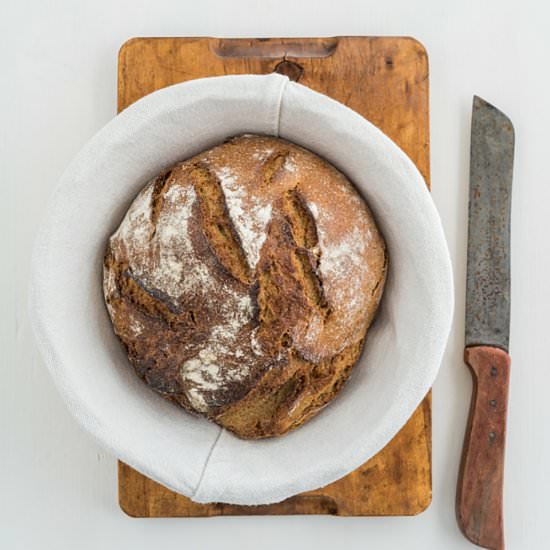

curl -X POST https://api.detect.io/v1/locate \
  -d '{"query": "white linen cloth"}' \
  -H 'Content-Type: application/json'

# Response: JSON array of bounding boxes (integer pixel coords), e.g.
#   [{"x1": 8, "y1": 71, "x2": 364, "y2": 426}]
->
[{"x1": 29, "y1": 73, "x2": 453, "y2": 505}]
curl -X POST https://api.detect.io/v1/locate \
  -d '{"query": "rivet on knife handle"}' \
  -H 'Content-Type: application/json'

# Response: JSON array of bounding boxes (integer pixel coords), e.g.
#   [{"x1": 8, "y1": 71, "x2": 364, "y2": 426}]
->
[{"x1": 457, "y1": 346, "x2": 511, "y2": 550}]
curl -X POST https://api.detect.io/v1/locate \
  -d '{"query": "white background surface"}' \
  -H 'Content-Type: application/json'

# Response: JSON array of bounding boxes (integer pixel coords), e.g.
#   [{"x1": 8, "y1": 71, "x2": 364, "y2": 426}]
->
[{"x1": 2, "y1": 1, "x2": 549, "y2": 548}]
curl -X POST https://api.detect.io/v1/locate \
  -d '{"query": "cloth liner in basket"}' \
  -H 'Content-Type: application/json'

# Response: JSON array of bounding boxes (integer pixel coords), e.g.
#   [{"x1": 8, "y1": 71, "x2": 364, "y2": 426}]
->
[{"x1": 29, "y1": 73, "x2": 453, "y2": 505}]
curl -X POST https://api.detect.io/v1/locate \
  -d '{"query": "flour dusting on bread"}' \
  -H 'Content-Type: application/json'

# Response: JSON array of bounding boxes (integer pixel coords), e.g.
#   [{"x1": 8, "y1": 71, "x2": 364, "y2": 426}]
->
[
  {"x1": 216, "y1": 166, "x2": 272, "y2": 270},
  {"x1": 108, "y1": 173, "x2": 268, "y2": 411}
]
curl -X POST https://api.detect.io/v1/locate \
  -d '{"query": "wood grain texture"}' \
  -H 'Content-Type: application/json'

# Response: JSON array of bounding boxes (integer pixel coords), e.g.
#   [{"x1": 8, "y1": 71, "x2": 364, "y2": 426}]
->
[
  {"x1": 457, "y1": 346, "x2": 511, "y2": 550},
  {"x1": 117, "y1": 36, "x2": 432, "y2": 517}
]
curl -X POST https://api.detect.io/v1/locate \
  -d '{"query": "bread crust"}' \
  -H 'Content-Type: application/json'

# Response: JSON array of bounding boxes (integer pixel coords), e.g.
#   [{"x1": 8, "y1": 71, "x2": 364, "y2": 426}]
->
[{"x1": 103, "y1": 135, "x2": 387, "y2": 439}]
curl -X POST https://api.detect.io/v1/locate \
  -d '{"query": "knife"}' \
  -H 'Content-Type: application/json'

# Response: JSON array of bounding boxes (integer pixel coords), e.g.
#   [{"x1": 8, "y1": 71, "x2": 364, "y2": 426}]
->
[{"x1": 456, "y1": 96, "x2": 515, "y2": 550}]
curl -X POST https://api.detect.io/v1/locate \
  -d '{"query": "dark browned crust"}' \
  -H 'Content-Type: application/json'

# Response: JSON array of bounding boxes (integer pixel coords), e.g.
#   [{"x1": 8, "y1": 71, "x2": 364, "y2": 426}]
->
[
  {"x1": 103, "y1": 135, "x2": 387, "y2": 439},
  {"x1": 191, "y1": 164, "x2": 251, "y2": 285}
]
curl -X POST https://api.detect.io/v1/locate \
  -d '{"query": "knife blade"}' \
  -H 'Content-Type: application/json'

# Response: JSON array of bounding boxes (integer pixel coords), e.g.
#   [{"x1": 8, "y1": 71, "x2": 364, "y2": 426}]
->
[{"x1": 456, "y1": 96, "x2": 514, "y2": 550}]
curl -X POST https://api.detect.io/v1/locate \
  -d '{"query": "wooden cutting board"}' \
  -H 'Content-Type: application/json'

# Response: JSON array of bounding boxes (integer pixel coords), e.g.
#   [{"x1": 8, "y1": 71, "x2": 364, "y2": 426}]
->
[{"x1": 117, "y1": 36, "x2": 431, "y2": 517}]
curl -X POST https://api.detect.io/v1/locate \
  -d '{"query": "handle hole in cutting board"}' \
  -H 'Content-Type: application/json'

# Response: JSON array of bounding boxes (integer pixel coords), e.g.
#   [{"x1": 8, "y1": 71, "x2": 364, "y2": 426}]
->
[{"x1": 210, "y1": 37, "x2": 339, "y2": 59}]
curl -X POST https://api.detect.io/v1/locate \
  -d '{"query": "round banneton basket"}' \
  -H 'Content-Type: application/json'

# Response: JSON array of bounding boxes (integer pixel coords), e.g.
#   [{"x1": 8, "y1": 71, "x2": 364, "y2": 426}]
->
[{"x1": 30, "y1": 73, "x2": 453, "y2": 505}]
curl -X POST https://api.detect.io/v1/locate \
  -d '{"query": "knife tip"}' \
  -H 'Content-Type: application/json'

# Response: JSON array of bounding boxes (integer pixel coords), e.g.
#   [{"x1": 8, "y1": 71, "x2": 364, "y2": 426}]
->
[
  {"x1": 473, "y1": 94, "x2": 492, "y2": 110},
  {"x1": 472, "y1": 95, "x2": 515, "y2": 136}
]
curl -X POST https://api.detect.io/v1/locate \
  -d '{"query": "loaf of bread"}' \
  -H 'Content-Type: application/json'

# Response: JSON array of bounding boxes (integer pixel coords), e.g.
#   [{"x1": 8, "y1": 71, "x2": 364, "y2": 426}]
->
[{"x1": 103, "y1": 134, "x2": 387, "y2": 439}]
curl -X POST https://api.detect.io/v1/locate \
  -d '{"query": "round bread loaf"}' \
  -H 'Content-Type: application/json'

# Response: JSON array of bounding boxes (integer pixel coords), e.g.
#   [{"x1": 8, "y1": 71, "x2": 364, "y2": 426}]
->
[{"x1": 103, "y1": 134, "x2": 387, "y2": 439}]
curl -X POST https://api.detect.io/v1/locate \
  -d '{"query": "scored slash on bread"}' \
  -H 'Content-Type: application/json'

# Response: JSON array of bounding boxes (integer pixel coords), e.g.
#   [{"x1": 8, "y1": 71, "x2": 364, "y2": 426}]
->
[{"x1": 103, "y1": 134, "x2": 387, "y2": 439}]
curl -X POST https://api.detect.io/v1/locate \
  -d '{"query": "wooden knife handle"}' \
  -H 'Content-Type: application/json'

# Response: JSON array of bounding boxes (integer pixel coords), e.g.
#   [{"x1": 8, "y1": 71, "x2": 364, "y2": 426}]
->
[{"x1": 457, "y1": 346, "x2": 511, "y2": 550}]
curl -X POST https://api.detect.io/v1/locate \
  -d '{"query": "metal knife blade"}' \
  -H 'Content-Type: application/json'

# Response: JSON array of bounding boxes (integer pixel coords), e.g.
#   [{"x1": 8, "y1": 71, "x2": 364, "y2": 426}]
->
[{"x1": 465, "y1": 96, "x2": 514, "y2": 351}]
